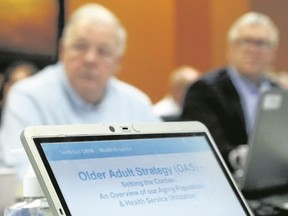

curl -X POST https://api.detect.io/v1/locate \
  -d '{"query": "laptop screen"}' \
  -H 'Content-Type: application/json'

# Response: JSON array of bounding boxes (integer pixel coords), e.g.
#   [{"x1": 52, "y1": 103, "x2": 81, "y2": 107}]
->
[{"x1": 34, "y1": 132, "x2": 250, "y2": 216}]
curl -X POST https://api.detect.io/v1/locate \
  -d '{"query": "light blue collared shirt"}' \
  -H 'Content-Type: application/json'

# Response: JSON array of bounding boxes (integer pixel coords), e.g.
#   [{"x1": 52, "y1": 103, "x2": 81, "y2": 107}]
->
[
  {"x1": 227, "y1": 67, "x2": 272, "y2": 135},
  {"x1": 0, "y1": 62, "x2": 161, "y2": 180}
]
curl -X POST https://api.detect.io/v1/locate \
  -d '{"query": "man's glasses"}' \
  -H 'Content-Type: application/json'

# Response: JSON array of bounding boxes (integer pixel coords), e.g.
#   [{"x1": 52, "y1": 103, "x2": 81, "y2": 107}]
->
[{"x1": 234, "y1": 38, "x2": 272, "y2": 50}]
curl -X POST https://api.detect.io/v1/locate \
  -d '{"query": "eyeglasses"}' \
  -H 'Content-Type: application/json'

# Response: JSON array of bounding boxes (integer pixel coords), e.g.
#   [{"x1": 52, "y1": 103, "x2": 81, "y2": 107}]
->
[
  {"x1": 234, "y1": 38, "x2": 272, "y2": 50},
  {"x1": 71, "y1": 41, "x2": 117, "y2": 60}
]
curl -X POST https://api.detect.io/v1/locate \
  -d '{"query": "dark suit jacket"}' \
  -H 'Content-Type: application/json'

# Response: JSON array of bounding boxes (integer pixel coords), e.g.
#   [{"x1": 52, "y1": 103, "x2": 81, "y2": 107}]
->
[{"x1": 180, "y1": 68, "x2": 277, "y2": 171}]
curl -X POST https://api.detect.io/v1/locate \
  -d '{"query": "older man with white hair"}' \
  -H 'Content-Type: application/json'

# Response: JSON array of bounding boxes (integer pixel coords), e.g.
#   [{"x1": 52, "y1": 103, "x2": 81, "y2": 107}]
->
[{"x1": 0, "y1": 3, "x2": 160, "y2": 183}]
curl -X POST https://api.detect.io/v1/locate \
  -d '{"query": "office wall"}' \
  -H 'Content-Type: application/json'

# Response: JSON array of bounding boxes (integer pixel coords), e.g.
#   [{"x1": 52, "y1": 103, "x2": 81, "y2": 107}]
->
[
  {"x1": 175, "y1": 0, "x2": 249, "y2": 72},
  {"x1": 2, "y1": 1, "x2": 286, "y2": 102}
]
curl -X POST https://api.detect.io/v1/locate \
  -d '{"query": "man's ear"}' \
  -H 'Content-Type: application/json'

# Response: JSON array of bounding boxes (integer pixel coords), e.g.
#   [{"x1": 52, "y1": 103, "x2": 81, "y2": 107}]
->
[{"x1": 112, "y1": 55, "x2": 123, "y2": 75}]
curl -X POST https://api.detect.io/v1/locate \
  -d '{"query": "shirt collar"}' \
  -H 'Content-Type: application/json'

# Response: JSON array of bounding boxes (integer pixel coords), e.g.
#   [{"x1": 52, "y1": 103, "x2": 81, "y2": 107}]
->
[{"x1": 227, "y1": 66, "x2": 271, "y2": 94}]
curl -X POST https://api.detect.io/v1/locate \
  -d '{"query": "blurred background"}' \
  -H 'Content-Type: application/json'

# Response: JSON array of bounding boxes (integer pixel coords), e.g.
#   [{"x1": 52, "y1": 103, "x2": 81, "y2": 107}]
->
[{"x1": 0, "y1": 0, "x2": 287, "y2": 103}]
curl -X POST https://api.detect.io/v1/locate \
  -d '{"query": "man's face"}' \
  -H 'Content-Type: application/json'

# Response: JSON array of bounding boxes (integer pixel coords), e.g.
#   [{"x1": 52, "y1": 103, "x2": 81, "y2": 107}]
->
[
  {"x1": 227, "y1": 25, "x2": 277, "y2": 81},
  {"x1": 60, "y1": 19, "x2": 122, "y2": 104}
]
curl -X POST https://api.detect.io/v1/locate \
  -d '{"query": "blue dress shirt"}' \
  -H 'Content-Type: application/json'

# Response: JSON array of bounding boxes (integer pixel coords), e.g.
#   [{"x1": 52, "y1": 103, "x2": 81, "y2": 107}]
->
[{"x1": 227, "y1": 67, "x2": 272, "y2": 135}]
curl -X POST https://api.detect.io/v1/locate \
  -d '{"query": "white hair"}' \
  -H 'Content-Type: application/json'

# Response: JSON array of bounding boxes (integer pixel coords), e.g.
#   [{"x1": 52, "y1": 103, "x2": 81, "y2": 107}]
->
[
  {"x1": 62, "y1": 3, "x2": 127, "y2": 55},
  {"x1": 227, "y1": 11, "x2": 279, "y2": 46}
]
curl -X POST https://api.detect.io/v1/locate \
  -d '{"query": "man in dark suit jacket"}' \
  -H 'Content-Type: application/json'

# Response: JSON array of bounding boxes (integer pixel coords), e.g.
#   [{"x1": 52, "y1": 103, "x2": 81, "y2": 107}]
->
[{"x1": 181, "y1": 12, "x2": 279, "y2": 172}]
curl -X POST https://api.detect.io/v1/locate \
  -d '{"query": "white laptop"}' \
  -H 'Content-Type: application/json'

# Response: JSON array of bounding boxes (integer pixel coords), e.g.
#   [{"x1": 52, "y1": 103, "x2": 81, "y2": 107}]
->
[
  {"x1": 21, "y1": 121, "x2": 253, "y2": 216},
  {"x1": 240, "y1": 88, "x2": 288, "y2": 195}
]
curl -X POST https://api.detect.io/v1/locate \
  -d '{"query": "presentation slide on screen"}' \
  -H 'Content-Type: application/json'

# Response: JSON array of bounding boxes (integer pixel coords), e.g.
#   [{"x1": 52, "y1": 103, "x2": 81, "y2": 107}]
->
[{"x1": 42, "y1": 136, "x2": 246, "y2": 216}]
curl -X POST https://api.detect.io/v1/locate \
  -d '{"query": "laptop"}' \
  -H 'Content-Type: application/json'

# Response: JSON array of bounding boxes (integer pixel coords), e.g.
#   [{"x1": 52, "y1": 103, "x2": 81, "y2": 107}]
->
[
  {"x1": 240, "y1": 88, "x2": 288, "y2": 196},
  {"x1": 20, "y1": 121, "x2": 253, "y2": 216}
]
